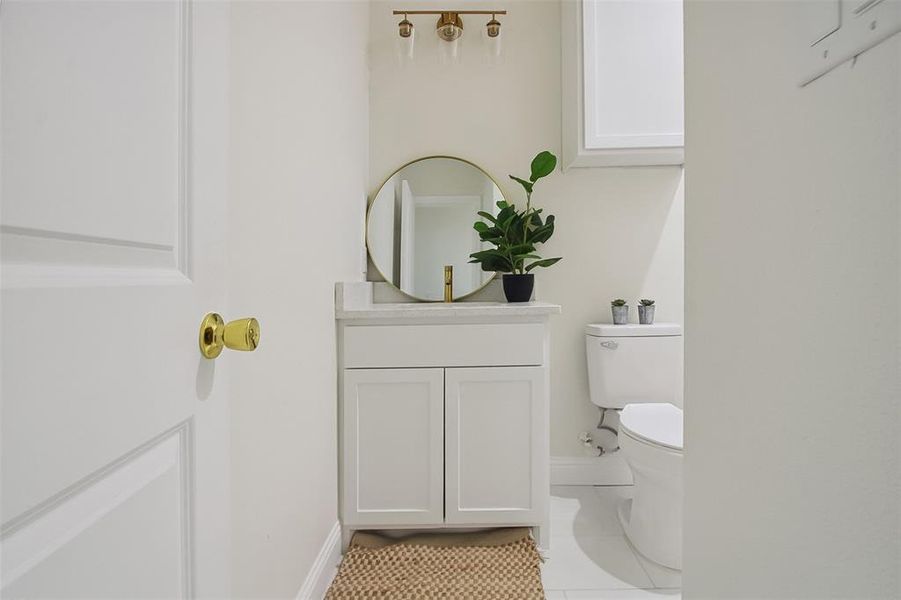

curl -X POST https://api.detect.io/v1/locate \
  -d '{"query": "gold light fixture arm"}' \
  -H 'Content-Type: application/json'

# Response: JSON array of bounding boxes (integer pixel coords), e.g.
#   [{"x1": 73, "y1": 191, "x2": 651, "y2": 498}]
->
[{"x1": 392, "y1": 10, "x2": 506, "y2": 15}]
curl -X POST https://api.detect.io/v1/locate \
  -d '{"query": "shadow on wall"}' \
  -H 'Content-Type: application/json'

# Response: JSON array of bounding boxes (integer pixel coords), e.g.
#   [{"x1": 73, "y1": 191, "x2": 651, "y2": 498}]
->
[{"x1": 539, "y1": 167, "x2": 684, "y2": 456}]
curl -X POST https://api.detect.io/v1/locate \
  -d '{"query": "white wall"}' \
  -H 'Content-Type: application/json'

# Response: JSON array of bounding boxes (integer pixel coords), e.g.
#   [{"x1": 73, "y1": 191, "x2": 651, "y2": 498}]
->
[
  {"x1": 400, "y1": 157, "x2": 491, "y2": 195},
  {"x1": 369, "y1": 174, "x2": 397, "y2": 282},
  {"x1": 684, "y1": 3, "x2": 901, "y2": 597},
  {"x1": 228, "y1": 2, "x2": 369, "y2": 596},
  {"x1": 369, "y1": 0, "x2": 684, "y2": 456}
]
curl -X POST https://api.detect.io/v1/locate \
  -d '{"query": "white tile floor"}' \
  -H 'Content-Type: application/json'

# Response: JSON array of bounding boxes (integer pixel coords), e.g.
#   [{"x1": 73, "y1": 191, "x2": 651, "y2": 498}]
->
[{"x1": 542, "y1": 486, "x2": 681, "y2": 600}]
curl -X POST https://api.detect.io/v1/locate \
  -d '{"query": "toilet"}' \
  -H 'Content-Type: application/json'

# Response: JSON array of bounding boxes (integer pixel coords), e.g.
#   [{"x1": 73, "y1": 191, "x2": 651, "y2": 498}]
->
[{"x1": 585, "y1": 323, "x2": 683, "y2": 570}]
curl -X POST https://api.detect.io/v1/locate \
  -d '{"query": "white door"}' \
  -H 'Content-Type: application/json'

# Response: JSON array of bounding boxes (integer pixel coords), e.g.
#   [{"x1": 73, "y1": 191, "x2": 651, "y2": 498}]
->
[
  {"x1": 2, "y1": 2, "x2": 232, "y2": 597},
  {"x1": 444, "y1": 367, "x2": 547, "y2": 525},
  {"x1": 411, "y1": 196, "x2": 482, "y2": 298},
  {"x1": 399, "y1": 180, "x2": 415, "y2": 291},
  {"x1": 342, "y1": 369, "x2": 444, "y2": 526}
]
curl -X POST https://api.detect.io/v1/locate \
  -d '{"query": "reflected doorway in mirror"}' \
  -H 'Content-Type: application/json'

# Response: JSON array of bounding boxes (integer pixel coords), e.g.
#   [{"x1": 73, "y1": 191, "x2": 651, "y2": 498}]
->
[{"x1": 367, "y1": 156, "x2": 506, "y2": 301}]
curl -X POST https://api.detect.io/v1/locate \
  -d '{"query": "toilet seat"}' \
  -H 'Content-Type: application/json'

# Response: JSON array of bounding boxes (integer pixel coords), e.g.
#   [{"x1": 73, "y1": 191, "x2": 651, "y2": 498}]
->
[{"x1": 619, "y1": 403, "x2": 683, "y2": 451}]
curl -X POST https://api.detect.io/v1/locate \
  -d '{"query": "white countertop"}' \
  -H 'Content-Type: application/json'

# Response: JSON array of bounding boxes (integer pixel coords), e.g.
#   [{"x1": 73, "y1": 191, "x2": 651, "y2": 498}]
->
[{"x1": 335, "y1": 282, "x2": 561, "y2": 321}]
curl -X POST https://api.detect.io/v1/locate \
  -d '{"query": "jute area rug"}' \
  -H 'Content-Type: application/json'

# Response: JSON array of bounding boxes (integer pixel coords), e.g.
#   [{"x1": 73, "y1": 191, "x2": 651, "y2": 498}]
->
[{"x1": 324, "y1": 528, "x2": 545, "y2": 599}]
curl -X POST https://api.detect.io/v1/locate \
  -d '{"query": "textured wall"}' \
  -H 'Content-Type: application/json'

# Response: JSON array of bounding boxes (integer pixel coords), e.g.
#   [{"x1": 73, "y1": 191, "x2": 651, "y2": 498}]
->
[{"x1": 228, "y1": 2, "x2": 369, "y2": 596}]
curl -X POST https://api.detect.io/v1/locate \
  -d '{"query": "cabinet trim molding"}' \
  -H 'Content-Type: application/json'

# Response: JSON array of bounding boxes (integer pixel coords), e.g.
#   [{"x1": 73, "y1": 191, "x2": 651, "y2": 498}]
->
[
  {"x1": 342, "y1": 368, "x2": 445, "y2": 526},
  {"x1": 444, "y1": 367, "x2": 548, "y2": 526}
]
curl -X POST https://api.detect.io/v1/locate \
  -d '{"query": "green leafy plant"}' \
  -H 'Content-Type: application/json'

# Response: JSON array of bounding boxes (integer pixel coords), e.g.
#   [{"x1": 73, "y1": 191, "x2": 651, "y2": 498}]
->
[
  {"x1": 611, "y1": 298, "x2": 627, "y2": 307},
  {"x1": 468, "y1": 151, "x2": 562, "y2": 275},
  {"x1": 639, "y1": 299, "x2": 655, "y2": 306}
]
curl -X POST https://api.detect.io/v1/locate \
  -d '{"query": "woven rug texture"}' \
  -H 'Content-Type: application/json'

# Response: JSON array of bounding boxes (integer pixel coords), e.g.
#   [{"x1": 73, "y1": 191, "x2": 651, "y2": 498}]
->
[{"x1": 324, "y1": 528, "x2": 545, "y2": 599}]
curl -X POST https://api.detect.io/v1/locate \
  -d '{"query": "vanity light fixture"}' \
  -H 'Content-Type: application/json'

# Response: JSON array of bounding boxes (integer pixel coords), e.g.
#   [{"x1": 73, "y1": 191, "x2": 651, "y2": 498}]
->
[
  {"x1": 393, "y1": 9, "x2": 505, "y2": 45},
  {"x1": 486, "y1": 14, "x2": 501, "y2": 38},
  {"x1": 436, "y1": 12, "x2": 463, "y2": 41},
  {"x1": 396, "y1": 13, "x2": 415, "y2": 62},
  {"x1": 484, "y1": 13, "x2": 502, "y2": 60},
  {"x1": 398, "y1": 14, "x2": 413, "y2": 38}
]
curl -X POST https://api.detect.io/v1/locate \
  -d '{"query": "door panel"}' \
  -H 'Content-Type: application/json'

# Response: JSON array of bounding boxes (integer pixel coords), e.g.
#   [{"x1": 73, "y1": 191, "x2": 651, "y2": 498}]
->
[
  {"x1": 1, "y1": 1, "x2": 230, "y2": 596},
  {"x1": 343, "y1": 369, "x2": 444, "y2": 526},
  {"x1": 445, "y1": 367, "x2": 546, "y2": 525},
  {"x1": 2, "y1": 426, "x2": 190, "y2": 598},
  {"x1": 399, "y1": 180, "x2": 414, "y2": 290},
  {"x1": 1, "y1": 0, "x2": 188, "y2": 278}
]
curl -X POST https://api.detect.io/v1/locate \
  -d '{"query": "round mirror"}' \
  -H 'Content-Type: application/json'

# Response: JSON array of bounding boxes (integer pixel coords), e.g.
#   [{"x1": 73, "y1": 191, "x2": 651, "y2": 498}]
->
[{"x1": 367, "y1": 156, "x2": 503, "y2": 301}]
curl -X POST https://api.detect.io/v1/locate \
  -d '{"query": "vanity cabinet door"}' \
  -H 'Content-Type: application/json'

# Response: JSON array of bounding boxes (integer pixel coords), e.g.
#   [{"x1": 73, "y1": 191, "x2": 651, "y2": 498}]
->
[
  {"x1": 444, "y1": 367, "x2": 547, "y2": 525},
  {"x1": 343, "y1": 368, "x2": 444, "y2": 526}
]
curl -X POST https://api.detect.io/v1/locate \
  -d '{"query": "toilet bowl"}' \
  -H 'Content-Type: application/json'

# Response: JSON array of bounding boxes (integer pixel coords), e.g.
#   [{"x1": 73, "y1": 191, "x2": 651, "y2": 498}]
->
[
  {"x1": 617, "y1": 402, "x2": 683, "y2": 570},
  {"x1": 584, "y1": 323, "x2": 683, "y2": 570}
]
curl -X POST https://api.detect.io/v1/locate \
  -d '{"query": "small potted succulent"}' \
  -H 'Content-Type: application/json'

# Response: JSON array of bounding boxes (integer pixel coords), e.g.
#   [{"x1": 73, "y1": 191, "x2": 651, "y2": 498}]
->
[
  {"x1": 611, "y1": 299, "x2": 629, "y2": 324},
  {"x1": 638, "y1": 298, "x2": 656, "y2": 324}
]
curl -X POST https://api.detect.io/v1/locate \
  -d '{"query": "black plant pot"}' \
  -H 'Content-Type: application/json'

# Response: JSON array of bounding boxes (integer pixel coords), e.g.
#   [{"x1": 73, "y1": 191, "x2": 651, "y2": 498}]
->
[{"x1": 502, "y1": 274, "x2": 535, "y2": 303}]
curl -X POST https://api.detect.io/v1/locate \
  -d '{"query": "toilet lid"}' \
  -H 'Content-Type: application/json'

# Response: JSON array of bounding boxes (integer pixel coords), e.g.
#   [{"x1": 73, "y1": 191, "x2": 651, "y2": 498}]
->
[{"x1": 620, "y1": 403, "x2": 683, "y2": 451}]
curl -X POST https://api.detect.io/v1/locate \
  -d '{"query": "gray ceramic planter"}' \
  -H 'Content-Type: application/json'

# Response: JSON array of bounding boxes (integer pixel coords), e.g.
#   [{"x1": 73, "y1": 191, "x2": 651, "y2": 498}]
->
[
  {"x1": 638, "y1": 305, "x2": 655, "y2": 324},
  {"x1": 612, "y1": 305, "x2": 629, "y2": 325}
]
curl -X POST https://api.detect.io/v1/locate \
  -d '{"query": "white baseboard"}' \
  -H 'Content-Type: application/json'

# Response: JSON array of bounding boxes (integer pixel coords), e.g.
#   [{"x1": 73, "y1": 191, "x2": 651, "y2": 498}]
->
[
  {"x1": 296, "y1": 521, "x2": 342, "y2": 600},
  {"x1": 550, "y1": 455, "x2": 633, "y2": 486}
]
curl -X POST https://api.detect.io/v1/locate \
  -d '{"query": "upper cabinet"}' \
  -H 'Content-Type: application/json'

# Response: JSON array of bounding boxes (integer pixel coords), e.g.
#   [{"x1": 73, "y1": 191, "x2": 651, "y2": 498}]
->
[{"x1": 562, "y1": 0, "x2": 684, "y2": 168}]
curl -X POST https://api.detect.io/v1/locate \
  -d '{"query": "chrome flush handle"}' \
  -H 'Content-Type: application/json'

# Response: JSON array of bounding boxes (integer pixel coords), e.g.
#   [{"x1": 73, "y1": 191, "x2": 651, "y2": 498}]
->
[{"x1": 600, "y1": 341, "x2": 618, "y2": 350}]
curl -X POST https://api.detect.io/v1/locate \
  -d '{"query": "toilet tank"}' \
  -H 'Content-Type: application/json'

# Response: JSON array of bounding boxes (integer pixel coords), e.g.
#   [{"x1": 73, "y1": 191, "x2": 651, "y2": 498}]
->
[{"x1": 585, "y1": 323, "x2": 683, "y2": 409}]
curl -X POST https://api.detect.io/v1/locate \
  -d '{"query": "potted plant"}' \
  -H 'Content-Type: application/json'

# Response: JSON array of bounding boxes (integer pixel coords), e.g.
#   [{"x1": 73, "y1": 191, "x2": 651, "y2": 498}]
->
[
  {"x1": 638, "y1": 299, "x2": 656, "y2": 324},
  {"x1": 468, "y1": 151, "x2": 562, "y2": 302},
  {"x1": 611, "y1": 299, "x2": 629, "y2": 324}
]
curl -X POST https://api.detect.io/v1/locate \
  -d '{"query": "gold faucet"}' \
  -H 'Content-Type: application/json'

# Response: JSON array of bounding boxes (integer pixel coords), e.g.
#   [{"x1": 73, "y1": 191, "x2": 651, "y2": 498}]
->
[{"x1": 444, "y1": 265, "x2": 454, "y2": 302}]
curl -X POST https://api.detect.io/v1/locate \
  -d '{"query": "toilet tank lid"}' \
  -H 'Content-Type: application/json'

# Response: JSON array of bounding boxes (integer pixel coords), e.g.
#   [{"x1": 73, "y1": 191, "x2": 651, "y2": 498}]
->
[{"x1": 585, "y1": 323, "x2": 682, "y2": 337}]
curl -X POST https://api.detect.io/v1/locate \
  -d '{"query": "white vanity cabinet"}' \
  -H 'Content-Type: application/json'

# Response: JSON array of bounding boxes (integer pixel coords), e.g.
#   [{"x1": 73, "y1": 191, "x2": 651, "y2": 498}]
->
[{"x1": 336, "y1": 283, "x2": 560, "y2": 549}]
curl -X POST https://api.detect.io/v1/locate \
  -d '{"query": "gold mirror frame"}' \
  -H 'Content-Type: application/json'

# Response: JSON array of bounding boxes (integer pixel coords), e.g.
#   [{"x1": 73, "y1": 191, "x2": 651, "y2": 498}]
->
[{"x1": 366, "y1": 155, "x2": 506, "y2": 302}]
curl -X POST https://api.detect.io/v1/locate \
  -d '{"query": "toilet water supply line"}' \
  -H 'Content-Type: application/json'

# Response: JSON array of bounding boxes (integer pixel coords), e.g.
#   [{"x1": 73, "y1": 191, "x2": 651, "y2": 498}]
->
[{"x1": 579, "y1": 407, "x2": 621, "y2": 456}]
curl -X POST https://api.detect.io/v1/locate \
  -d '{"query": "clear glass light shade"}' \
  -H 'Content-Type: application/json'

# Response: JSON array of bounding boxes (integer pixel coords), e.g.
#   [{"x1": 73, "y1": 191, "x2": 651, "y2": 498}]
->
[
  {"x1": 438, "y1": 36, "x2": 461, "y2": 65},
  {"x1": 480, "y1": 19, "x2": 502, "y2": 64},
  {"x1": 487, "y1": 35, "x2": 502, "y2": 57},
  {"x1": 395, "y1": 25, "x2": 415, "y2": 65}
]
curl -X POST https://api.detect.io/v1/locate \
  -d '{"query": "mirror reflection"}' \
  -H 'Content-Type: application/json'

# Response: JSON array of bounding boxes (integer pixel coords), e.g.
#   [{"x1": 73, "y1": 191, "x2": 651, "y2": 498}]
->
[{"x1": 367, "y1": 157, "x2": 503, "y2": 301}]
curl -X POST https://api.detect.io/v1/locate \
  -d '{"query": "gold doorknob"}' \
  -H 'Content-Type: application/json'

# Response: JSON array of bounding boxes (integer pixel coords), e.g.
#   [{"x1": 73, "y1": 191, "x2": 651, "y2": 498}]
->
[{"x1": 199, "y1": 313, "x2": 261, "y2": 359}]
